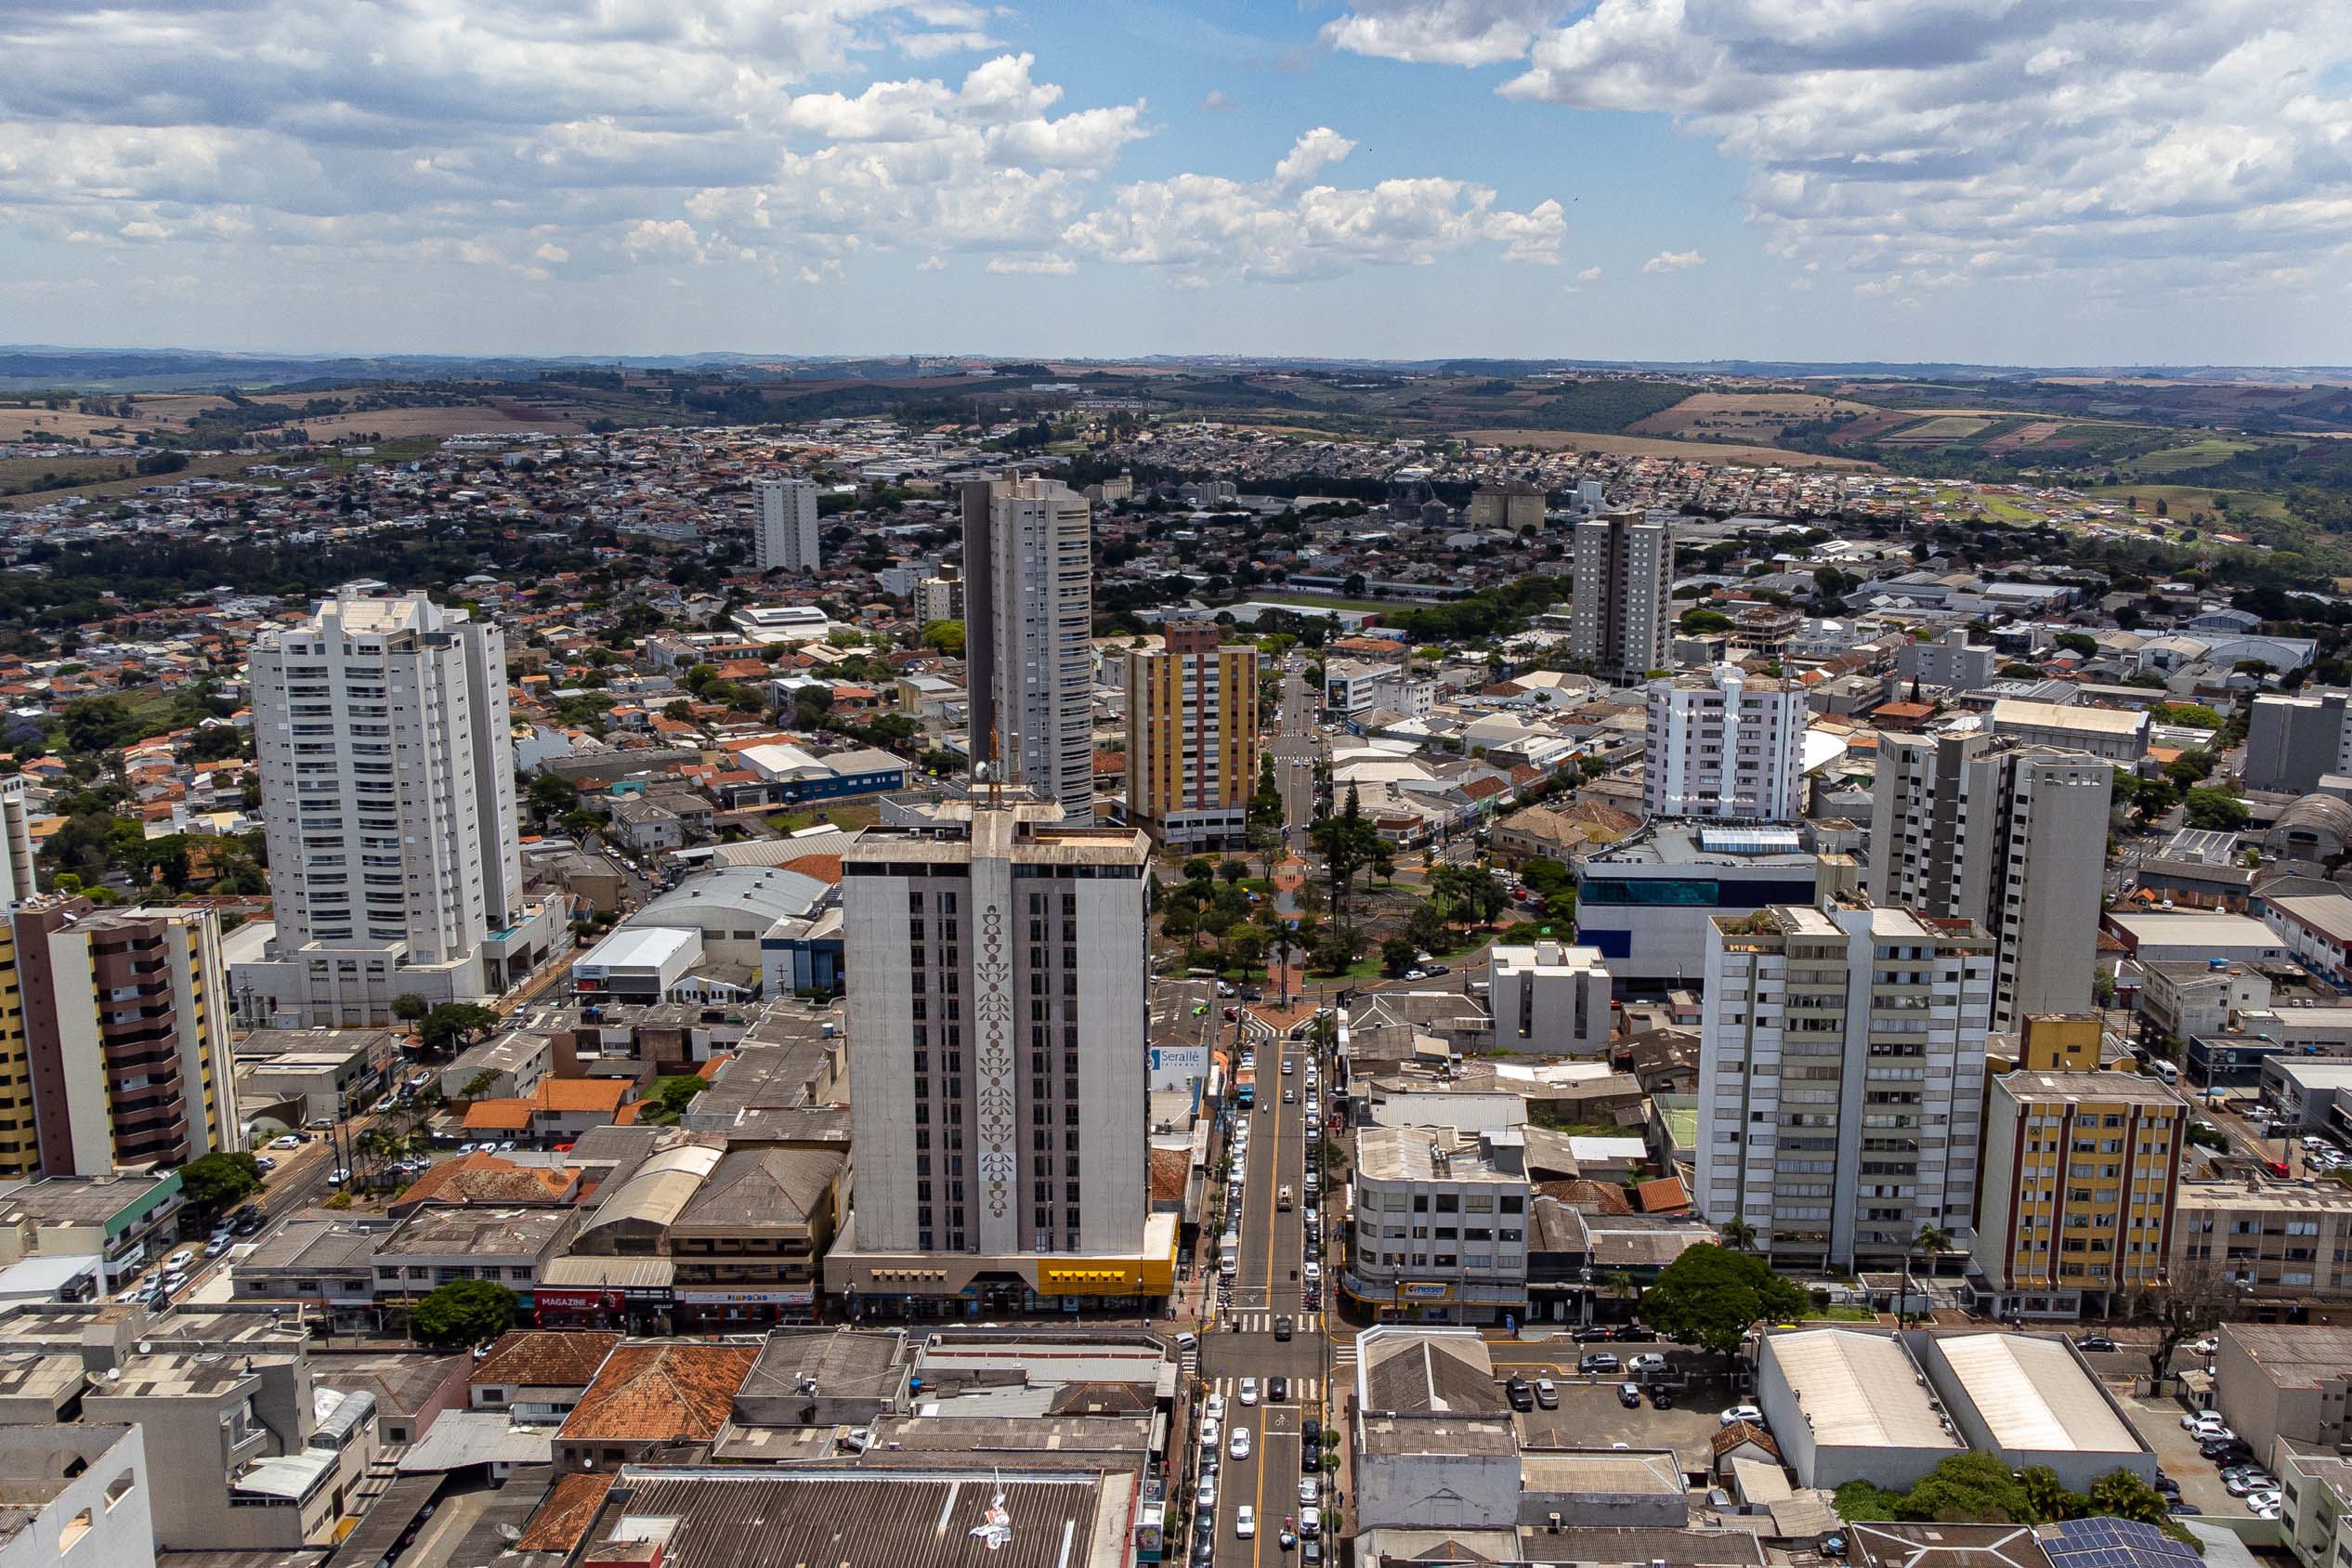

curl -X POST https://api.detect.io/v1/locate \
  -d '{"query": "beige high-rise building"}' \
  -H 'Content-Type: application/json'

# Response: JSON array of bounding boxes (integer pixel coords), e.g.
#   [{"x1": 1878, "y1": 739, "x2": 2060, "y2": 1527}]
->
[
  {"x1": 1124, "y1": 622, "x2": 1258, "y2": 849},
  {"x1": 1570, "y1": 508, "x2": 1672, "y2": 678},
  {"x1": 962, "y1": 477, "x2": 1095, "y2": 817},
  {"x1": 753, "y1": 476, "x2": 821, "y2": 572},
  {"x1": 1868, "y1": 730, "x2": 2113, "y2": 1031},
  {"x1": 825, "y1": 795, "x2": 1175, "y2": 1314},
  {"x1": 1971, "y1": 1052, "x2": 2186, "y2": 1319},
  {"x1": 1697, "y1": 895, "x2": 1993, "y2": 1272}
]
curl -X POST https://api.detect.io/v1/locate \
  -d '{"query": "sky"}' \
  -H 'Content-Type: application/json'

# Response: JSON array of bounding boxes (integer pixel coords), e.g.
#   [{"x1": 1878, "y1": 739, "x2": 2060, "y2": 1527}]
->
[{"x1": 3, "y1": 0, "x2": 2349, "y2": 367}]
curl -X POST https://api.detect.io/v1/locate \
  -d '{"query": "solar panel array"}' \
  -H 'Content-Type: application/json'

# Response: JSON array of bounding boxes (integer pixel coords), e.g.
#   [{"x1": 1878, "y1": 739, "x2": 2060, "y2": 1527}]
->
[{"x1": 2043, "y1": 1517, "x2": 2202, "y2": 1568}]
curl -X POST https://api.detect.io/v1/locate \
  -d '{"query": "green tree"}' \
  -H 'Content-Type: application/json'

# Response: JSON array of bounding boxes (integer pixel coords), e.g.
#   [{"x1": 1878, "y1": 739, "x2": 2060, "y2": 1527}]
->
[
  {"x1": 1405, "y1": 901, "x2": 1449, "y2": 954},
  {"x1": 1634, "y1": 1244, "x2": 1807, "y2": 1355},
  {"x1": 2018, "y1": 1467, "x2": 2086, "y2": 1524},
  {"x1": 1380, "y1": 937, "x2": 1418, "y2": 976},
  {"x1": 526, "y1": 772, "x2": 579, "y2": 822},
  {"x1": 920, "y1": 620, "x2": 966, "y2": 657},
  {"x1": 390, "y1": 993, "x2": 431, "y2": 1025},
  {"x1": 176, "y1": 1151, "x2": 263, "y2": 1212},
  {"x1": 2182, "y1": 786, "x2": 2250, "y2": 831},
  {"x1": 1718, "y1": 1218, "x2": 1757, "y2": 1253},
  {"x1": 2084, "y1": 1469, "x2": 2171, "y2": 1527},
  {"x1": 1834, "y1": 1480, "x2": 1903, "y2": 1522},
  {"x1": 1899, "y1": 1454, "x2": 2032, "y2": 1524},
  {"x1": 409, "y1": 1278, "x2": 517, "y2": 1348},
  {"x1": 417, "y1": 1002, "x2": 501, "y2": 1058},
  {"x1": 59, "y1": 694, "x2": 140, "y2": 754},
  {"x1": 644, "y1": 1074, "x2": 707, "y2": 1121},
  {"x1": 1678, "y1": 607, "x2": 1733, "y2": 634}
]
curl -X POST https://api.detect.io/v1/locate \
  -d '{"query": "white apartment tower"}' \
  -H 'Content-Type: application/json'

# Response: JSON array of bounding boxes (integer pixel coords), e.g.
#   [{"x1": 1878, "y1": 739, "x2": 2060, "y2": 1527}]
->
[
  {"x1": 1867, "y1": 731, "x2": 2114, "y2": 1030},
  {"x1": 1643, "y1": 663, "x2": 1808, "y2": 821},
  {"x1": 1571, "y1": 508, "x2": 1673, "y2": 678},
  {"x1": 1696, "y1": 896, "x2": 1993, "y2": 1273},
  {"x1": 754, "y1": 476, "x2": 821, "y2": 573},
  {"x1": 0, "y1": 774, "x2": 36, "y2": 911},
  {"x1": 825, "y1": 796, "x2": 1171, "y2": 1311},
  {"x1": 244, "y1": 589, "x2": 542, "y2": 1024},
  {"x1": 962, "y1": 476, "x2": 1095, "y2": 817}
]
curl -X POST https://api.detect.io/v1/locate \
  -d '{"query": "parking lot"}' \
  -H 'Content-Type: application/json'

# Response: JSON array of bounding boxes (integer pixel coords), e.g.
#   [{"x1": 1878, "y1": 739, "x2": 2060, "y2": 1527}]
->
[
  {"x1": 2114, "y1": 1391, "x2": 2268, "y2": 1522},
  {"x1": 1510, "y1": 1379, "x2": 1731, "y2": 1471}
]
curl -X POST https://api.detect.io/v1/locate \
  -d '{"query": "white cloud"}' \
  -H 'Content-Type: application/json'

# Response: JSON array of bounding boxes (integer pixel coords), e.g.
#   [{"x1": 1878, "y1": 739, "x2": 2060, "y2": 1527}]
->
[
  {"x1": 1577, "y1": 265, "x2": 1602, "y2": 281},
  {"x1": 1199, "y1": 90, "x2": 1237, "y2": 112},
  {"x1": 795, "y1": 258, "x2": 845, "y2": 284},
  {"x1": 987, "y1": 253, "x2": 1078, "y2": 275},
  {"x1": 1321, "y1": 0, "x2": 2352, "y2": 290},
  {"x1": 534, "y1": 242, "x2": 570, "y2": 263},
  {"x1": 1641, "y1": 248, "x2": 1703, "y2": 273},
  {"x1": 1065, "y1": 127, "x2": 1564, "y2": 280},
  {"x1": 918, "y1": 254, "x2": 947, "y2": 270}
]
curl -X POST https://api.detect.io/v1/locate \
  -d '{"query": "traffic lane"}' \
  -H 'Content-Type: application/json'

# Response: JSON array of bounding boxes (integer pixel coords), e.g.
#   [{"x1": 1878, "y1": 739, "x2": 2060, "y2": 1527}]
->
[{"x1": 1216, "y1": 1410, "x2": 1302, "y2": 1568}]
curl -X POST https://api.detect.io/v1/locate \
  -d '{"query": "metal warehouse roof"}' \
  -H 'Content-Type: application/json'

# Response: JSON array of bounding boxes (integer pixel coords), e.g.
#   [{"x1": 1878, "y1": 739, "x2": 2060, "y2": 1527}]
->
[
  {"x1": 1764, "y1": 1328, "x2": 1960, "y2": 1452},
  {"x1": 1933, "y1": 1333, "x2": 2141, "y2": 1456}
]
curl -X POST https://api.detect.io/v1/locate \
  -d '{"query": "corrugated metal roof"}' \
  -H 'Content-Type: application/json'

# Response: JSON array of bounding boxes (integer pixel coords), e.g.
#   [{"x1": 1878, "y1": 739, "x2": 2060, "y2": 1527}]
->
[
  {"x1": 1764, "y1": 1328, "x2": 1959, "y2": 1453},
  {"x1": 1933, "y1": 1333, "x2": 2140, "y2": 1455}
]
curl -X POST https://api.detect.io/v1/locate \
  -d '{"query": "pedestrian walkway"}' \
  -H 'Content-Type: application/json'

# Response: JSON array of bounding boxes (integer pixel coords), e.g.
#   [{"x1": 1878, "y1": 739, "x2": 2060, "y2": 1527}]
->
[
  {"x1": 1226, "y1": 1310, "x2": 1325, "y2": 1334},
  {"x1": 1205, "y1": 1372, "x2": 1325, "y2": 1405},
  {"x1": 1330, "y1": 1338, "x2": 1360, "y2": 1369}
]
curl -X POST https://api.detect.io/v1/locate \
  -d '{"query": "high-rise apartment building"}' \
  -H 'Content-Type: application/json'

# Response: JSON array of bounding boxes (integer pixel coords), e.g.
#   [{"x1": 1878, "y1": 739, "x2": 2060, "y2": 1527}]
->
[
  {"x1": 1642, "y1": 663, "x2": 1808, "y2": 821},
  {"x1": 1971, "y1": 1044, "x2": 2186, "y2": 1319},
  {"x1": 1124, "y1": 622, "x2": 1258, "y2": 848},
  {"x1": 825, "y1": 795, "x2": 1174, "y2": 1313},
  {"x1": 962, "y1": 477, "x2": 1095, "y2": 817},
  {"x1": 2245, "y1": 689, "x2": 2352, "y2": 795},
  {"x1": 241, "y1": 589, "x2": 556, "y2": 1026},
  {"x1": 1697, "y1": 895, "x2": 1993, "y2": 1272},
  {"x1": 0, "y1": 776, "x2": 35, "y2": 913},
  {"x1": 916, "y1": 565, "x2": 964, "y2": 624},
  {"x1": 1570, "y1": 508, "x2": 1672, "y2": 678},
  {"x1": 753, "y1": 476, "x2": 821, "y2": 573},
  {"x1": 1868, "y1": 730, "x2": 2113, "y2": 1030},
  {"x1": 4, "y1": 902, "x2": 239, "y2": 1176}
]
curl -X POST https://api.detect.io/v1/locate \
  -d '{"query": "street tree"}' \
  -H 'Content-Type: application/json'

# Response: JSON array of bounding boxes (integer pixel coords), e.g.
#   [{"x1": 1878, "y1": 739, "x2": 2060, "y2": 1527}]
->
[
  {"x1": 409, "y1": 1279, "x2": 517, "y2": 1348},
  {"x1": 1635, "y1": 1244, "x2": 1806, "y2": 1355}
]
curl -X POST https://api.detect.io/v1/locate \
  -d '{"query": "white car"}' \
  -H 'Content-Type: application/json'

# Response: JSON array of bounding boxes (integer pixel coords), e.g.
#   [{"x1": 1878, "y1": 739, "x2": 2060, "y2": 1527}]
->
[
  {"x1": 268, "y1": 1134, "x2": 302, "y2": 1149},
  {"x1": 1302, "y1": 1261, "x2": 1322, "y2": 1282},
  {"x1": 1199, "y1": 1418, "x2": 1221, "y2": 1448},
  {"x1": 1235, "y1": 1505, "x2": 1256, "y2": 1538},
  {"x1": 2183, "y1": 1409, "x2": 2224, "y2": 1431},
  {"x1": 1238, "y1": 1378, "x2": 1260, "y2": 1406},
  {"x1": 1719, "y1": 1405, "x2": 1765, "y2": 1428},
  {"x1": 1196, "y1": 1476, "x2": 1217, "y2": 1510},
  {"x1": 1627, "y1": 1352, "x2": 1667, "y2": 1373},
  {"x1": 162, "y1": 1270, "x2": 189, "y2": 1294},
  {"x1": 2246, "y1": 1489, "x2": 2281, "y2": 1512},
  {"x1": 1299, "y1": 1476, "x2": 1320, "y2": 1507},
  {"x1": 1230, "y1": 1428, "x2": 1251, "y2": 1460},
  {"x1": 1204, "y1": 1392, "x2": 1226, "y2": 1422},
  {"x1": 164, "y1": 1248, "x2": 195, "y2": 1272}
]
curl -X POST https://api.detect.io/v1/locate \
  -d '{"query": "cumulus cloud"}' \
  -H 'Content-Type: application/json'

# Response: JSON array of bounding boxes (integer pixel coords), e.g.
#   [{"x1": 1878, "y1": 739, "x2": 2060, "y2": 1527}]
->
[
  {"x1": 1577, "y1": 265, "x2": 1602, "y2": 281},
  {"x1": 1321, "y1": 0, "x2": 2352, "y2": 289},
  {"x1": 987, "y1": 253, "x2": 1078, "y2": 275},
  {"x1": 1065, "y1": 126, "x2": 1565, "y2": 280},
  {"x1": 1642, "y1": 248, "x2": 1704, "y2": 273}
]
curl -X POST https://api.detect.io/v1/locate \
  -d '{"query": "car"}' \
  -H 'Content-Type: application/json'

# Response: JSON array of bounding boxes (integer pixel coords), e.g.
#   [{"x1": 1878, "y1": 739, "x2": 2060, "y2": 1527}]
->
[
  {"x1": 1426, "y1": 964, "x2": 1450, "y2": 975},
  {"x1": 203, "y1": 1237, "x2": 230, "y2": 1259},
  {"x1": 2152, "y1": 1475, "x2": 2181, "y2": 1497},
  {"x1": 1230, "y1": 1429, "x2": 1251, "y2": 1460},
  {"x1": 162, "y1": 1270, "x2": 189, "y2": 1294},
  {"x1": 2182, "y1": 1410, "x2": 2223, "y2": 1431},
  {"x1": 1403, "y1": 969, "x2": 1427, "y2": 981},
  {"x1": 1618, "y1": 1381, "x2": 1642, "y2": 1408},
  {"x1": 1239, "y1": 1378, "x2": 1260, "y2": 1406},
  {"x1": 1199, "y1": 1418, "x2": 1221, "y2": 1448},
  {"x1": 164, "y1": 1248, "x2": 194, "y2": 1272},
  {"x1": 1649, "y1": 1386, "x2": 1675, "y2": 1410},
  {"x1": 1535, "y1": 1376, "x2": 1558, "y2": 1409},
  {"x1": 1282, "y1": 1058, "x2": 1295, "y2": 1076},
  {"x1": 2196, "y1": 1423, "x2": 2237, "y2": 1445},
  {"x1": 2075, "y1": 1334, "x2": 2121, "y2": 1353},
  {"x1": 1299, "y1": 1477, "x2": 1320, "y2": 1507},
  {"x1": 1627, "y1": 1352, "x2": 1667, "y2": 1374},
  {"x1": 372, "y1": 1096, "x2": 394, "y2": 1114},
  {"x1": 1720, "y1": 1405, "x2": 1765, "y2": 1428},
  {"x1": 2246, "y1": 1489, "x2": 2282, "y2": 1512},
  {"x1": 2168, "y1": 1502, "x2": 2202, "y2": 1516},
  {"x1": 305, "y1": 1116, "x2": 334, "y2": 1130},
  {"x1": 328, "y1": 1167, "x2": 350, "y2": 1186},
  {"x1": 1578, "y1": 1352, "x2": 1620, "y2": 1374},
  {"x1": 1223, "y1": 1008, "x2": 1239, "y2": 1022},
  {"x1": 232, "y1": 1209, "x2": 266, "y2": 1236},
  {"x1": 2226, "y1": 1471, "x2": 2277, "y2": 1496},
  {"x1": 1204, "y1": 1392, "x2": 1226, "y2": 1421},
  {"x1": 1506, "y1": 1375, "x2": 1535, "y2": 1412},
  {"x1": 1302, "y1": 1261, "x2": 1321, "y2": 1283},
  {"x1": 1269, "y1": 1376, "x2": 1288, "y2": 1404},
  {"x1": 1274, "y1": 1315, "x2": 1293, "y2": 1341},
  {"x1": 1573, "y1": 1326, "x2": 1620, "y2": 1342},
  {"x1": 2201, "y1": 1438, "x2": 2252, "y2": 1462},
  {"x1": 268, "y1": 1134, "x2": 302, "y2": 1149},
  {"x1": 253, "y1": 1156, "x2": 275, "y2": 1171},
  {"x1": 1302, "y1": 1540, "x2": 1324, "y2": 1566},
  {"x1": 497, "y1": 1140, "x2": 517, "y2": 1153},
  {"x1": 1235, "y1": 1505, "x2": 1255, "y2": 1538},
  {"x1": 1196, "y1": 1476, "x2": 1217, "y2": 1510},
  {"x1": 2189, "y1": 1336, "x2": 2218, "y2": 1355},
  {"x1": 113, "y1": 1285, "x2": 144, "y2": 1303},
  {"x1": 1284, "y1": 1089, "x2": 1296, "y2": 1104},
  {"x1": 1301, "y1": 1418, "x2": 1323, "y2": 1466}
]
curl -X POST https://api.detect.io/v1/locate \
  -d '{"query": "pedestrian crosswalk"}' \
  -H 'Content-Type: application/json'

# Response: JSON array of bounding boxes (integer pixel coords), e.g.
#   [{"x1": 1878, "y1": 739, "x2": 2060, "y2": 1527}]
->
[
  {"x1": 1204, "y1": 1373, "x2": 1326, "y2": 1405},
  {"x1": 1331, "y1": 1338, "x2": 1360, "y2": 1369},
  {"x1": 1225, "y1": 1310, "x2": 1326, "y2": 1334}
]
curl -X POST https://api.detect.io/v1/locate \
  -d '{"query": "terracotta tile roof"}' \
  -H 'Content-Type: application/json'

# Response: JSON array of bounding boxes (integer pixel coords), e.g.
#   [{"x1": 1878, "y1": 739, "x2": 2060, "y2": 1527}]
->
[
  {"x1": 538, "y1": 1078, "x2": 632, "y2": 1114},
  {"x1": 778, "y1": 853, "x2": 843, "y2": 883},
  {"x1": 1712, "y1": 1420, "x2": 1780, "y2": 1460},
  {"x1": 517, "y1": 1472, "x2": 615, "y2": 1554},
  {"x1": 461, "y1": 1100, "x2": 535, "y2": 1131},
  {"x1": 1633, "y1": 1176, "x2": 1690, "y2": 1214},
  {"x1": 1535, "y1": 1178, "x2": 1633, "y2": 1215},
  {"x1": 472, "y1": 1328, "x2": 623, "y2": 1390},
  {"x1": 556, "y1": 1342, "x2": 759, "y2": 1444}
]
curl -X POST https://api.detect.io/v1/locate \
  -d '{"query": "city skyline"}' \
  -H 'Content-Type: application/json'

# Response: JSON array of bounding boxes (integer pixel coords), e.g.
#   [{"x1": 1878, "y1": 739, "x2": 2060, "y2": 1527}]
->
[{"x1": 4, "y1": 1, "x2": 2347, "y2": 365}]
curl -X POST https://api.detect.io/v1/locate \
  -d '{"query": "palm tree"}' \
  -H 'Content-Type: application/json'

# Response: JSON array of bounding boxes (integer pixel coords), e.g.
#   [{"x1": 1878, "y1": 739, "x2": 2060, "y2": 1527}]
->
[
  {"x1": 1720, "y1": 1218, "x2": 1757, "y2": 1253},
  {"x1": 1902, "y1": 1223, "x2": 1953, "y2": 1327}
]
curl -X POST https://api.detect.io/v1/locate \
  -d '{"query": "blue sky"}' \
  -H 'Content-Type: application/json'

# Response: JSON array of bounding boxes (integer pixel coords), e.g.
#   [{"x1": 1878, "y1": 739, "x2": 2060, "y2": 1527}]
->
[{"x1": 2, "y1": 0, "x2": 2347, "y2": 366}]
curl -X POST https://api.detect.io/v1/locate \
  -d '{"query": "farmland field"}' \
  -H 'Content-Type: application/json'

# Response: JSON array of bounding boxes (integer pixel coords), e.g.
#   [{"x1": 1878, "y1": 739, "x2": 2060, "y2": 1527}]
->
[
  {"x1": 251, "y1": 405, "x2": 588, "y2": 439},
  {"x1": 2116, "y1": 438, "x2": 2263, "y2": 476},
  {"x1": 1627, "y1": 391, "x2": 1876, "y2": 440},
  {"x1": 1875, "y1": 415, "x2": 1993, "y2": 443},
  {"x1": 1456, "y1": 427, "x2": 1876, "y2": 469},
  {"x1": 0, "y1": 451, "x2": 266, "y2": 509}
]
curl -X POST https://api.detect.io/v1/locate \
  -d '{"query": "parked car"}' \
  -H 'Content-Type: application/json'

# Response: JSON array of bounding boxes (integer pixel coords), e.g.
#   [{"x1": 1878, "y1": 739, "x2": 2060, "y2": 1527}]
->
[
  {"x1": 268, "y1": 1134, "x2": 302, "y2": 1149},
  {"x1": 1627, "y1": 1352, "x2": 1668, "y2": 1374},
  {"x1": 1649, "y1": 1386, "x2": 1675, "y2": 1410},
  {"x1": 1506, "y1": 1375, "x2": 1535, "y2": 1412},
  {"x1": 1204, "y1": 1392, "x2": 1226, "y2": 1422},
  {"x1": 1196, "y1": 1477, "x2": 1216, "y2": 1510},
  {"x1": 2168, "y1": 1502, "x2": 2202, "y2": 1516},
  {"x1": 1535, "y1": 1377, "x2": 1558, "y2": 1409},
  {"x1": 253, "y1": 1156, "x2": 275, "y2": 1171},
  {"x1": 1720, "y1": 1405, "x2": 1765, "y2": 1428},
  {"x1": 2075, "y1": 1334, "x2": 2121, "y2": 1353},
  {"x1": 164, "y1": 1248, "x2": 194, "y2": 1272},
  {"x1": 1618, "y1": 1381, "x2": 1642, "y2": 1408},
  {"x1": 1578, "y1": 1352, "x2": 1620, "y2": 1374},
  {"x1": 203, "y1": 1237, "x2": 230, "y2": 1259}
]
